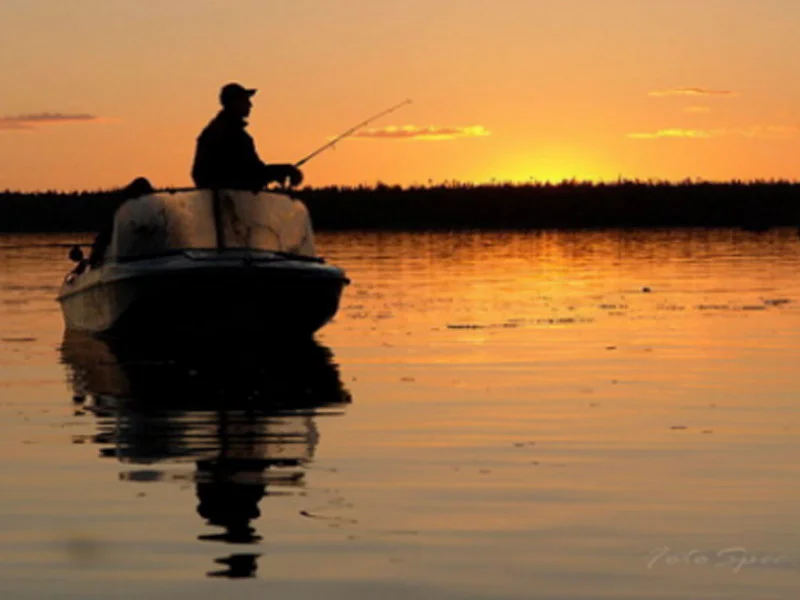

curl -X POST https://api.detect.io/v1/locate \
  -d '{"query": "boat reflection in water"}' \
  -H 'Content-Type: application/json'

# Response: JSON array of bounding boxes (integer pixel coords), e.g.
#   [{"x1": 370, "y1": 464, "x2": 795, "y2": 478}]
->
[{"x1": 60, "y1": 331, "x2": 352, "y2": 579}]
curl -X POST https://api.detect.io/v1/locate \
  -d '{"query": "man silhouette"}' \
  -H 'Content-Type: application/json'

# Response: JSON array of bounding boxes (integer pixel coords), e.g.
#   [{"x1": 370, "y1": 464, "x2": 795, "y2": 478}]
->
[{"x1": 192, "y1": 82, "x2": 303, "y2": 191}]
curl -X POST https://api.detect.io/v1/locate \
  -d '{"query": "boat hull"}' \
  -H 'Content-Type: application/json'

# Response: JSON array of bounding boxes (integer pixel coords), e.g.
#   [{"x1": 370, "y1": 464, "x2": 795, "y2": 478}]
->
[{"x1": 58, "y1": 254, "x2": 348, "y2": 338}]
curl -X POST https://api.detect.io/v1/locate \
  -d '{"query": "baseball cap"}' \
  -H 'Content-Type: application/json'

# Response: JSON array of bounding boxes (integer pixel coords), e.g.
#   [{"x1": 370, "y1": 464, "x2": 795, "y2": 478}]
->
[{"x1": 220, "y1": 82, "x2": 257, "y2": 106}]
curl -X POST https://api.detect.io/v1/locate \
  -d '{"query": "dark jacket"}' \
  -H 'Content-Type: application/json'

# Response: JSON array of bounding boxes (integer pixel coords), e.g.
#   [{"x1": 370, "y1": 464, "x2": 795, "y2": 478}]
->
[{"x1": 191, "y1": 110, "x2": 272, "y2": 191}]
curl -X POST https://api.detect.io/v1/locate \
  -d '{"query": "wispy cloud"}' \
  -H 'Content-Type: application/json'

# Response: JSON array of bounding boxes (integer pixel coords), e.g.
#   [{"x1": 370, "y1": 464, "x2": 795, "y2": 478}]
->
[
  {"x1": 685, "y1": 106, "x2": 711, "y2": 113},
  {"x1": 628, "y1": 125, "x2": 799, "y2": 140},
  {"x1": 0, "y1": 112, "x2": 103, "y2": 131},
  {"x1": 629, "y1": 128, "x2": 717, "y2": 139},
  {"x1": 352, "y1": 125, "x2": 491, "y2": 141},
  {"x1": 649, "y1": 88, "x2": 736, "y2": 97}
]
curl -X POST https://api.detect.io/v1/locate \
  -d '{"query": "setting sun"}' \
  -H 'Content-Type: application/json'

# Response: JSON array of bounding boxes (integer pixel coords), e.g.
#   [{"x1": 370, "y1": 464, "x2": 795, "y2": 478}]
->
[{"x1": 479, "y1": 147, "x2": 617, "y2": 184}]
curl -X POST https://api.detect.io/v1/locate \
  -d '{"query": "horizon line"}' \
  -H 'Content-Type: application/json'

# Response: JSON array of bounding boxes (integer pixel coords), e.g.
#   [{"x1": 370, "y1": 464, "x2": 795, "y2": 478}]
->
[{"x1": 3, "y1": 177, "x2": 800, "y2": 195}]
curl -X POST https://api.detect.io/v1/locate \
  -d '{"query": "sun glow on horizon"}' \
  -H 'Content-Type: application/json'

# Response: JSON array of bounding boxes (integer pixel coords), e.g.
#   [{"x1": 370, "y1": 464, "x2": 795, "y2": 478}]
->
[{"x1": 478, "y1": 149, "x2": 618, "y2": 185}]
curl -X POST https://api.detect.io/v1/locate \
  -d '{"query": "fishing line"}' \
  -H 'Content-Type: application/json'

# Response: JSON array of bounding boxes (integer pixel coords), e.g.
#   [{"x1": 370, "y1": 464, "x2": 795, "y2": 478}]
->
[{"x1": 294, "y1": 99, "x2": 412, "y2": 167}]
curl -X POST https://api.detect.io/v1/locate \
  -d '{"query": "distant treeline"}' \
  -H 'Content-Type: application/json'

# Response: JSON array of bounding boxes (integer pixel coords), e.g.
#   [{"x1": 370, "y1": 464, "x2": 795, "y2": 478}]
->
[{"x1": 1, "y1": 180, "x2": 799, "y2": 232}]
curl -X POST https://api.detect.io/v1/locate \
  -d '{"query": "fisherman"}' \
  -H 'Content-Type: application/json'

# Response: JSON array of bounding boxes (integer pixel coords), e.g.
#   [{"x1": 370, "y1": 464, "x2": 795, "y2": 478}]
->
[{"x1": 192, "y1": 82, "x2": 303, "y2": 191}]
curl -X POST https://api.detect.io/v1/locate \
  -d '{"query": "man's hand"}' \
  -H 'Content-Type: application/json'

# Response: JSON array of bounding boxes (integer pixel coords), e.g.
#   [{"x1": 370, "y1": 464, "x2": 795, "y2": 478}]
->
[
  {"x1": 285, "y1": 164, "x2": 304, "y2": 187},
  {"x1": 265, "y1": 164, "x2": 304, "y2": 188}
]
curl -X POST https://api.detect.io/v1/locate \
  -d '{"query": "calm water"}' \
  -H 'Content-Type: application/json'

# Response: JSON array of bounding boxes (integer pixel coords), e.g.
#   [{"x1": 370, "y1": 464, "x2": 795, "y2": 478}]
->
[{"x1": 1, "y1": 228, "x2": 800, "y2": 599}]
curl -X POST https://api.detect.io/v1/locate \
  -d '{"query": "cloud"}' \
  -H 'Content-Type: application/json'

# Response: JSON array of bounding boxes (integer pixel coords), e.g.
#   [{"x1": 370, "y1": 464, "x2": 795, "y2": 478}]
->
[
  {"x1": 649, "y1": 88, "x2": 736, "y2": 97},
  {"x1": 685, "y1": 106, "x2": 711, "y2": 113},
  {"x1": 628, "y1": 125, "x2": 799, "y2": 140},
  {"x1": 0, "y1": 112, "x2": 103, "y2": 131},
  {"x1": 628, "y1": 128, "x2": 718, "y2": 139},
  {"x1": 351, "y1": 125, "x2": 491, "y2": 141}
]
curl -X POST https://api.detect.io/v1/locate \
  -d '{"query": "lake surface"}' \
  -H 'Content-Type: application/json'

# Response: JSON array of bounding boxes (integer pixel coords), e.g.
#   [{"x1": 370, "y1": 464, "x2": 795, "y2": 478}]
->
[{"x1": 1, "y1": 228, "x2": 799, "y2": 599}]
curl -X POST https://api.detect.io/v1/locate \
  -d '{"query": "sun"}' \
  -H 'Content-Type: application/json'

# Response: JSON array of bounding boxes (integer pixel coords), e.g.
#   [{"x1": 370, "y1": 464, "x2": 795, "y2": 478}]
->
[{"x1": 479, "y1": 148, "x2": 617, "y2": 185}]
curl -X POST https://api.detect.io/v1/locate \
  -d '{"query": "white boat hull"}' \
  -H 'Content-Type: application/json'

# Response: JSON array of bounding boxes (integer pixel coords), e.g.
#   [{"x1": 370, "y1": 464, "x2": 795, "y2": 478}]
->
[
  {"x1": 57, "y1": 190, "x2": 349, "y2": 338},
  {"x1": 58, "y1": 251, "x2": 347, "y2": 337}
]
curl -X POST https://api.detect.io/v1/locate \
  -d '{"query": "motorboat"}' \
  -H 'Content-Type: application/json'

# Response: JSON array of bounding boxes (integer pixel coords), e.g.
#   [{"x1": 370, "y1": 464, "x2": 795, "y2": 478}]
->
[{"x1": 57, "y1": 189, "x2": 349, "y2": 338}]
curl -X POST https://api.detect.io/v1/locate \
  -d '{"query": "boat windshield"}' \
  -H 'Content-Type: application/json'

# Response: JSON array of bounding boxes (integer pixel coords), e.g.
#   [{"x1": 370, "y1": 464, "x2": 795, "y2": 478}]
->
[{"x1": 108, "y1": 190, "x2": 316, "y2": 260}]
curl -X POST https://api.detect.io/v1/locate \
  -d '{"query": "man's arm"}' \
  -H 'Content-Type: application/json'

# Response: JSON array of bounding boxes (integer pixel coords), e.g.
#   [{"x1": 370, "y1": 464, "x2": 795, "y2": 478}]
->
[
  {"x1": 239, "y1": 132, "x2": 303, "y2": 188},
  {"x1": 262, "y1": 163, "x2": 304, "y2": 188}
]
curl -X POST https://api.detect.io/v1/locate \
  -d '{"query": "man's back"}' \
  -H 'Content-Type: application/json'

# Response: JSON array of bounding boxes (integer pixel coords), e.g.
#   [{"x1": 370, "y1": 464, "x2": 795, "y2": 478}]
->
[{"x1": 192, "y1": 111, "x2": 264, "y2": 191}]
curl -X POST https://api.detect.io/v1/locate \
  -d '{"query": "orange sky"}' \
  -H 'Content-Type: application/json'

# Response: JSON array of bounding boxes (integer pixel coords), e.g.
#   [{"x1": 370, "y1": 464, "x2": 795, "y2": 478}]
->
[{"x1": 2, "y1": 0, "x2": 800, "y2": 191}]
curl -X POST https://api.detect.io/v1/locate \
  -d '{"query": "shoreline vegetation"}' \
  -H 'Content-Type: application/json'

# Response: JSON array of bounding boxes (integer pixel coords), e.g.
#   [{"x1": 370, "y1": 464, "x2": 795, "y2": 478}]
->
[{"x1": 1, "y1": 179, "x2": 799, "y2": 233}]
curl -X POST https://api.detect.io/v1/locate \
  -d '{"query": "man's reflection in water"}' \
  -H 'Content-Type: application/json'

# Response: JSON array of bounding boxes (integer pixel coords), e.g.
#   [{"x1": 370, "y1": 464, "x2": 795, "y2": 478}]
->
[
  {"x1": 61, "y1": 332, "x2": 352, "y2": 579},
  {"x1": 207, "y1": 553, "x2": 262, "y2": 579},
  {"x1": 196, "y1": 455, "x2": 267, "y2": 578},
  {"x1": 196, "y1": 458, "x2": 266, "y2": 544}
]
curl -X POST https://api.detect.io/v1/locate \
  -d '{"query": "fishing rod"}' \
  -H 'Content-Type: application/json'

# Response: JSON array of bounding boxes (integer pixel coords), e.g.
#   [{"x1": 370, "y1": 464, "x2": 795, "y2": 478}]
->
[{"x1": 294, "y1": 98, "x2": 412, "y2": 167}]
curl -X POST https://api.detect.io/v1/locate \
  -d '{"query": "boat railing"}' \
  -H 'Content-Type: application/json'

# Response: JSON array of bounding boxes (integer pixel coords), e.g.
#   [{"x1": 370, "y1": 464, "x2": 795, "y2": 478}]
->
[{"x1": 113, "y1": 247, "x2": 326, "y2": 264}]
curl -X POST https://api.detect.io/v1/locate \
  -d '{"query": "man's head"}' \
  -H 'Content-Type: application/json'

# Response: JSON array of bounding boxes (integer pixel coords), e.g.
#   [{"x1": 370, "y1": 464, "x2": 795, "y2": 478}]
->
[{"x1": 219, "y1": 82, "x2": 256, "y2": 118}]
